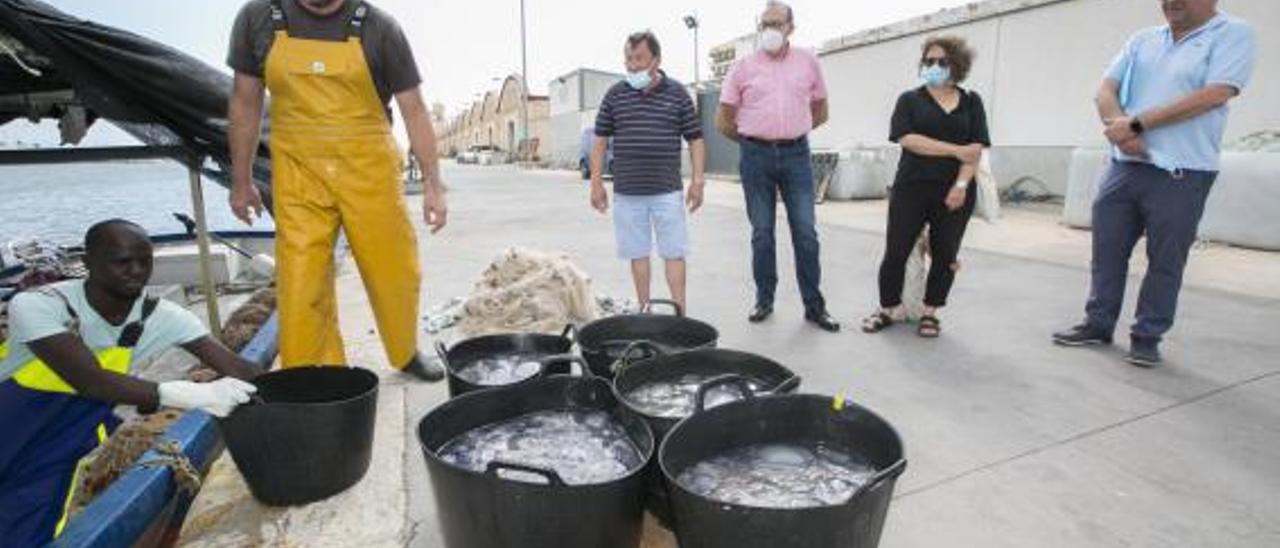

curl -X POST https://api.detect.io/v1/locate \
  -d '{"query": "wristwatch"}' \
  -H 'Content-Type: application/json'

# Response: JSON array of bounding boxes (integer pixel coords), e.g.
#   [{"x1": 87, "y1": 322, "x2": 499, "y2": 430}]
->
[{"x1": 1129, "y1": 117, "x2": 1146, "y2": 135}]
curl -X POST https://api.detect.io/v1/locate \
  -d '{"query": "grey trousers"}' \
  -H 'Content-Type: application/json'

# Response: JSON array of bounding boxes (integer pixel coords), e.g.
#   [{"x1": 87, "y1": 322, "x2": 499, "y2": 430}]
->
[{"x1": 1085, "y1": 160, "x2": 1217, "y2": 342}]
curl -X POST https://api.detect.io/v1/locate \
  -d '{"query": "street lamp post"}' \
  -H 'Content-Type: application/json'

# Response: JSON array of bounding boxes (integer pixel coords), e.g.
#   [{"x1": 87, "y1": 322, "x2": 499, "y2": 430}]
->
[
  {"x1": 683, "y1": 14, "x2": 700, "y2": 90},
  {"x1": 519, "y1": 0, "x2": 530, "y2": 164}
]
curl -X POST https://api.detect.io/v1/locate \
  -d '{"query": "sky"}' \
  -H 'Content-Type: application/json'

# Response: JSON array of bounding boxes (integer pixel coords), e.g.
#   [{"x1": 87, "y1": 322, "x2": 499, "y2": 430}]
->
[{"x1": 3, "y1": 0, "x2": 974, "y2": 144}]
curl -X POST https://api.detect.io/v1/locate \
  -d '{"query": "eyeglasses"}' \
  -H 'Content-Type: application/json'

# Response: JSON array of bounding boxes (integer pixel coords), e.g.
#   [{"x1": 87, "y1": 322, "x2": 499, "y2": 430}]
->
[
  {"x1": 759, "y1": 20, "x2": 788, "y2": 31},
  {"x1": 921, "y1": 57, "x2": 950, "y2": 68}
]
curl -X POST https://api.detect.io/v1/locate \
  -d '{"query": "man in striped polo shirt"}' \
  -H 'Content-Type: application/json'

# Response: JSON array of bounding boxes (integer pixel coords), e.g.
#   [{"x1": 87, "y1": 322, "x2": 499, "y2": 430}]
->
[{"x1": 590, "y1": 31, "x2": 707, "y2": 311}]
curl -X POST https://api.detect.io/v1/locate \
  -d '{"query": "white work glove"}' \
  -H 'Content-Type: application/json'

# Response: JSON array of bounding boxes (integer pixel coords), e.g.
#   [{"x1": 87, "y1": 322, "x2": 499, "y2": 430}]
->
[{"x1": 158, "y1": 378, "x2": 258, "y2": 418}]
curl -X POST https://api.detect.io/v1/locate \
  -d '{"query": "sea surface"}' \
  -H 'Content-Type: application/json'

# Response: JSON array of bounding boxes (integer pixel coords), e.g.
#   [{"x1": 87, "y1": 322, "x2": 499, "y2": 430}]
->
[{"x1": 0, "y1": 161, "x2": 274, "y2": 247}]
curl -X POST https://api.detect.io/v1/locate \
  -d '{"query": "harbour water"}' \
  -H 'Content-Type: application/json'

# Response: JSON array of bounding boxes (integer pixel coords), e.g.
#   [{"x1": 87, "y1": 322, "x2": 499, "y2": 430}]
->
[{"x1": 0, "y1": 161, "x2": 273, "y2": 247}]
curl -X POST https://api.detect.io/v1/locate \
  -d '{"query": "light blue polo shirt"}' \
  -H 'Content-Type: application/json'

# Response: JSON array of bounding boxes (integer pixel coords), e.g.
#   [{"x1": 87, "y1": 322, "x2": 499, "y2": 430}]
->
[{"x1": 1105, "y1": 12, "x2": 1256, "y2": 172}]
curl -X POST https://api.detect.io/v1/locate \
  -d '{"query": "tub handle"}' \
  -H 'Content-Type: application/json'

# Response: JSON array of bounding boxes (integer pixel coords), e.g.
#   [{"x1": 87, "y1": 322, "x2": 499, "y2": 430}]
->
[
  {"x1": 642, "y1": 299, "x2": 684, "y2": 317},
  {"x1": 612, "y1": 340, "x2": 665, "y2": 375},
  {"x1": 693, "y1": 374, "x2": 757, "y2": 414},
  {"x1": 485, "y1": 460, "x2": 566, "y2": 487},
  {"x1": 538, "y1": 353, "x2": 593, "y2": 378},
  {"x1": 560, "y1": 323, "x2": 578, "y2": 342},
  {"x1": 434, "y1": 341, "x2": 450, "y2": 369},
  {"x1": 770, "y1": 375, "x2": 802, "y2": 394},
  {"x1": 848, "y1": 458, "x2": 908, "y2": 501}
]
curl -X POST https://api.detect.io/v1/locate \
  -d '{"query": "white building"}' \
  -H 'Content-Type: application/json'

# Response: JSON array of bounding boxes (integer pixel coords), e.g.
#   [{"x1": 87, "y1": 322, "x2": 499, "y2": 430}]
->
[
  {"x1": 709, "y1": 33, "x2": 758, "y2": 84},
  {"x1": 810, "y1": 0, "x2": 1279, "y2": 195},
  {"x1": 434, "y1": 75, "x2": 549, "y2": 161},
  {"x1": 546, "y1": 68, "x2": 625, "y2": 170}
]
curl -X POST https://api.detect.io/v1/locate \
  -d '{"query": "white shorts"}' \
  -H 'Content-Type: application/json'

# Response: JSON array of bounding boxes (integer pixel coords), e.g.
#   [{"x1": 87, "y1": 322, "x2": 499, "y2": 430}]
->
[{"x1": 612, "y1": 190, "x2": 688, "y2": 260}]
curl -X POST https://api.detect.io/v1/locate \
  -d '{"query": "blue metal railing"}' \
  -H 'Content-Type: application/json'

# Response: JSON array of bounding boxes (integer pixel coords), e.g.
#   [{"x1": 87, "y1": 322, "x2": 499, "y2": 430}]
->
[{"x1": 51, "y1": 313, "x2": 279, "y2": 548}]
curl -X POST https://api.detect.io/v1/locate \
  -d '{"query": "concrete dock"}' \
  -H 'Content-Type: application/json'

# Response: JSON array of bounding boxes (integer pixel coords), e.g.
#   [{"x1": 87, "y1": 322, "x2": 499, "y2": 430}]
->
[{"x1": 181, "y1": 162, "x2": 1280, "y2": 547}]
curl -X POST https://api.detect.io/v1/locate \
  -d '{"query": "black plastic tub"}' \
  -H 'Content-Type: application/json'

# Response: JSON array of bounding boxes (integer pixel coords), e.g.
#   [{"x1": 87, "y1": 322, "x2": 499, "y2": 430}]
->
[
  {"x1": 660, "y1": 394, "x2": 907, "y2": 548},
  {"x1": 612, "y1": 344, "x2": 800, "y2": 440},
  {"x1": 219, "y1": 366, "x2": 379, "y2": 506},
  {"x1": 437, "y1": 325, "x2": 577, "y2": 397},
  {"x1": 417, "y1": 372, "x2": 655, "y2": 548},
  {"x1": 577, "y1": 299, "x2": 718, "y2": 378},
  {"x1": 611, "y1": 344, "x2": 801, "y2": 527}
]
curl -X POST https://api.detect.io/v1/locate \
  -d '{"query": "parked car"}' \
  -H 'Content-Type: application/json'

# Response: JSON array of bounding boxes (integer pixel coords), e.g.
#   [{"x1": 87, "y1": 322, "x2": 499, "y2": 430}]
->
[
  {"x1": 478, "y1": 146, "x2": 509, "y2": 165},
  {"x1": 578, "y1": 128, "x2": 614, "y2": 180},
  {"x1": 457, "y1": 145, "x2": 505, "y2": 165},
  {"x1": 456, "y1": 147, "x2": 478, "y2": 164}
]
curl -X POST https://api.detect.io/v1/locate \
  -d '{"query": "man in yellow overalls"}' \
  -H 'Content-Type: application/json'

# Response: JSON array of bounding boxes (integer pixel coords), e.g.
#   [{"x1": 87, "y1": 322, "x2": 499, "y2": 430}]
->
[
  {"x1": 0, "y1": 220, "x2": 260, "y2": 546},
  {"x1": 226, "y1": 0, "x2": 447, "y2": 380}
]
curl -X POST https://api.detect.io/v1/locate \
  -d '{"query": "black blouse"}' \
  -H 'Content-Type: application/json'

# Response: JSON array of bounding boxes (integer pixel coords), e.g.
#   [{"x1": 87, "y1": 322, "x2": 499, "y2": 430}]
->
[{"x1": 889, "y1": 86, "x2": 991, "y2": 186}]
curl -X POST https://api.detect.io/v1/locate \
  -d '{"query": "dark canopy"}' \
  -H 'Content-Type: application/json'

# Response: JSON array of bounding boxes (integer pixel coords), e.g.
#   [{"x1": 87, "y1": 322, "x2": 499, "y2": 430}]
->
[{"x1": 0, "y1": 0, "x2": 271, "y2": 191}]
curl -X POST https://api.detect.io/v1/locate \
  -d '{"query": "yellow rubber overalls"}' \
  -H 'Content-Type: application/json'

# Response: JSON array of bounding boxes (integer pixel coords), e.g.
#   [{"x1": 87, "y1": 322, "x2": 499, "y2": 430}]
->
[
  {"x1": 264, "y1": 0, "x2": 421, "y2": 369},
  {"x1": 0, "y1": 289, "x2": 157, "y2": 545}
]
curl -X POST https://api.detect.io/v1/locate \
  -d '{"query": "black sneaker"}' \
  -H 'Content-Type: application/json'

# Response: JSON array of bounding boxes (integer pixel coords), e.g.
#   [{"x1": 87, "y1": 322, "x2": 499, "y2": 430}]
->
[
  {"x1": 401, "y1": 351, "x2": 446, "y2": 382},
  {"x1": 1125, "y1": 338, "x2": 1163, "y2": 368},
  {"x1": 1052, "y1": 324, "x2": 1113, "y2": 346}
]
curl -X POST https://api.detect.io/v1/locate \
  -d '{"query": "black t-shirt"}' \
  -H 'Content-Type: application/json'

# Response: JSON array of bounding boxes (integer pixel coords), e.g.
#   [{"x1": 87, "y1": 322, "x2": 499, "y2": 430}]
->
[
  {"x1": 226, "y1": 0, "x2": 421, "y2": 112},
  {"x1": 889, "y1": 86, "x2": 991, "y2": 186}
]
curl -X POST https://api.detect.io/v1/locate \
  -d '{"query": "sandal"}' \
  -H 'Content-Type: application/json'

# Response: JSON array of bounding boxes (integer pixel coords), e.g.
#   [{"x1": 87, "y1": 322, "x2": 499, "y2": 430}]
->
[
  {"x1": 917, "y1": 315, "x2": 941, "y2": 338},
  {"x1": 861, "y1": 311, "x2": 895, "y2": 334}
]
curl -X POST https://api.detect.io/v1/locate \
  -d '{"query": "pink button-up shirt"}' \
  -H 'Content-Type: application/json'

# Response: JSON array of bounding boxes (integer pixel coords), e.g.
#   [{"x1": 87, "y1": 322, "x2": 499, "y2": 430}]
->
[{"x1": 720, "y1": 47, "x2": 828, "y2": 141}]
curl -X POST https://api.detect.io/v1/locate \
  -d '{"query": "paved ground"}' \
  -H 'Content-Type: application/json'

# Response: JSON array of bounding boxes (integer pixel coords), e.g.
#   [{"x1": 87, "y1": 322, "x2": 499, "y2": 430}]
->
[{"x1": 199, "y1": 163, "x2": 1278, "y2": 547}]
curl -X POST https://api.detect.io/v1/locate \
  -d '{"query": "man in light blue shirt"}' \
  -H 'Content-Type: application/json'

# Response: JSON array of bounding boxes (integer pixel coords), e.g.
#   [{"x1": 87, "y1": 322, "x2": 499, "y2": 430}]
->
[{"x1": 1053, "y1": 0, "x2": 1256, "y2": 367}]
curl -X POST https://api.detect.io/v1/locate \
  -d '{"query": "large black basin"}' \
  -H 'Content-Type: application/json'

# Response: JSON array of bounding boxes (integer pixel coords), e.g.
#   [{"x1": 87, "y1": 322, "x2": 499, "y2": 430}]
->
[
  {"x1": 219, "y1": 366, "x2": 379, "y2": 506},
  {"x1": 611, "y1": 344, "x2": 800, "y2": 527},
  {"x1": 437, "y1": 325, "x2": 576, "y2": 397},
  {"x1": 661, "y1": 394, "x2": 906, "y2": 548},
  {"x1": 577, "y1": 299, "x2": 718, "y2": 378},
  {"x1": 417, "y1": 373, "x2": 654, "y2": 548}
]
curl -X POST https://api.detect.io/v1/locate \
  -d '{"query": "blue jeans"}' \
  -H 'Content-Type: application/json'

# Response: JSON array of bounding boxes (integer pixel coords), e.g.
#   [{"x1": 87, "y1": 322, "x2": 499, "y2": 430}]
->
[
  {"x1": 1085, "y1": 161, "x2": 1216, "y2": 342},
  {"x1": 739, "y1": 138, "x2": 825, "y2": 313}
]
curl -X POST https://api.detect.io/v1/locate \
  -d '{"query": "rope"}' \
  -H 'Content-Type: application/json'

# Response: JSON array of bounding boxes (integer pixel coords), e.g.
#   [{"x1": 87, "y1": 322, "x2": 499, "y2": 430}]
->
[
  {"x1": 999, "y1": 176, "x2": 1062, "y2": 205},
  {"x1": 138, "y1": 440, "x2": 202, "y2": 496},
  {"x1": 0, "y1": 40, "x2": 43, "y2": 77}
]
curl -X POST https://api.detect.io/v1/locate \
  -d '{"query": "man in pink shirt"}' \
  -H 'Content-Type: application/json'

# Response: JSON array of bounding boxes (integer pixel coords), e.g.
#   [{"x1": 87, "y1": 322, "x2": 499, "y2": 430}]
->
[{"x1": 715, "y1": 1, "x2": 839, "y2": 332}]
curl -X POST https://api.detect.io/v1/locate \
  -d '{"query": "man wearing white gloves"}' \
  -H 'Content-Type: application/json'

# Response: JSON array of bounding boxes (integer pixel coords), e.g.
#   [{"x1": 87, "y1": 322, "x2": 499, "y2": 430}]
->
[{"x1": 0, "y1": 219, "x2": 261, "y2": 546}]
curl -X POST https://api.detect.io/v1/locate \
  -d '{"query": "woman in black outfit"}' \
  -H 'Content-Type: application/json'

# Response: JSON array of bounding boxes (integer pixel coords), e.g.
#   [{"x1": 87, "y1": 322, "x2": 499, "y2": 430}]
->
[{"x1": 863, "y1": 36, "x2": 990, "y2": 338}]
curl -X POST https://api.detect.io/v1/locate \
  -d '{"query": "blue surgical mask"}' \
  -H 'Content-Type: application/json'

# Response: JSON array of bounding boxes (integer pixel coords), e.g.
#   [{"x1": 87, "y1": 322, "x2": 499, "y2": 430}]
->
[
  {"x1": 626, "y1": 69, "x2": 652, "y2": 90},
  {"x1": 920, "y1": 64, "x2": 951, "y2": 88}
]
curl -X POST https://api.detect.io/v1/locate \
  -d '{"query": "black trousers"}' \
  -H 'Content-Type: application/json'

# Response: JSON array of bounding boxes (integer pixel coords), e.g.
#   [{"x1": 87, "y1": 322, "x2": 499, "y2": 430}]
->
[{"x1": 878, "y1": 180, "x2": 976, "y2": 308}]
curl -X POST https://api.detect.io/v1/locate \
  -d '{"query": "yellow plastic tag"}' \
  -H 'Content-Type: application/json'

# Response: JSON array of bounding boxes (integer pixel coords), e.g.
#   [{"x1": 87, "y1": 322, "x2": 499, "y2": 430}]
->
[{"x1": 832, "y1": 394, "x2": 846, "y2": 411}]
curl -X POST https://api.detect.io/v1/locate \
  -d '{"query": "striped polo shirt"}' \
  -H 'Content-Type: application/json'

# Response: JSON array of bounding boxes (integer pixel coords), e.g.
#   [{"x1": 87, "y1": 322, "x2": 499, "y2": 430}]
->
[{"x1": 594, "y1": 73, "x2": 703, "y2": 196}]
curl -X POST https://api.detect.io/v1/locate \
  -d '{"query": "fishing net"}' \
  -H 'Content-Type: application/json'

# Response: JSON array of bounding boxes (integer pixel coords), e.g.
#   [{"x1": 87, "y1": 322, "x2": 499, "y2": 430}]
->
[{"x1": 456, "y1": 248, "x2": 598, "y2": 338}]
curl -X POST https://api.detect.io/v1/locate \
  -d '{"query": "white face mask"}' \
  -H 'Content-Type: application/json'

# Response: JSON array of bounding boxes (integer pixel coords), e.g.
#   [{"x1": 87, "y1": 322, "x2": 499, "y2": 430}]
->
[{"x1": 760, "y1": 29, "x2": 786, "y2": 53}]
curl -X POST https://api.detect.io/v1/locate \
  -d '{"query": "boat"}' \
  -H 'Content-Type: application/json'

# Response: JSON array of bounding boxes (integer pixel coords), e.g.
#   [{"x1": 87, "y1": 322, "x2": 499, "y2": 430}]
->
[{"x1": 2, "y1": 230, "x2": 275, "y2": 290}]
